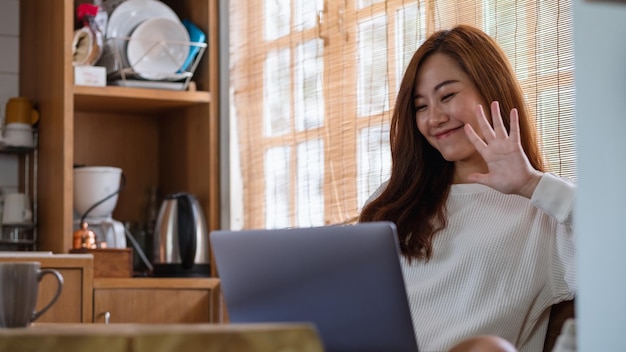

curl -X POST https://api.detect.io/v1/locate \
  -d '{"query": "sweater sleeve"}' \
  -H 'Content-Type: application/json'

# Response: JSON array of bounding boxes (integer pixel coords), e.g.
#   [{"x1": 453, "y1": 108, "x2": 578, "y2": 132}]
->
[
  {"x1": 531, "y1": 172, "x2": 577, "y2": 300},
  {"x1": 530, "y1": 173, "x2": 576, "y2": 224}
]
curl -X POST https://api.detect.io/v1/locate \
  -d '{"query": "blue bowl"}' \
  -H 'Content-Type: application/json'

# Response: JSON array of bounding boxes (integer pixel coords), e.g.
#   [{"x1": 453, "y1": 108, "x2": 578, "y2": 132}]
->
[{"x1": 180, "y1": 19, "x2": 207, "y2": 72}]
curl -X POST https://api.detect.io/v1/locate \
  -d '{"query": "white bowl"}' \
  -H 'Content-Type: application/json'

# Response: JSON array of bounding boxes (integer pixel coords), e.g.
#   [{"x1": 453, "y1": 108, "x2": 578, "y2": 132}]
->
[
  {"x1": 126, "y1": 17, "x2": 190, "y2": 80},
  {"x1": 73, "y1": 166, "x2": 123, "y2": 218},
  {"x1": 103, "y1": 0, "x2": 180, "y2": 70},
  {"x1": 1, "y1": 122, "x2": 34, "y2": 147}
]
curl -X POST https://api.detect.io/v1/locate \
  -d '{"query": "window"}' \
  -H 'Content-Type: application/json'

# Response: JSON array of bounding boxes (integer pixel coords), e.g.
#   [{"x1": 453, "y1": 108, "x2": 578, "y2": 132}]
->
[{"x1": 229, "y1": 0, "x2": 575, "y2": 230}]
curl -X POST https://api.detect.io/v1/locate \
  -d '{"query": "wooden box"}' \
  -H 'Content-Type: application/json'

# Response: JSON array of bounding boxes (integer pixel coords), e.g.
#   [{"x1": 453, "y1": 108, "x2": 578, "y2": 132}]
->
[{"x1": 70, "y1": 248, "x2": 133, "y2": 278}]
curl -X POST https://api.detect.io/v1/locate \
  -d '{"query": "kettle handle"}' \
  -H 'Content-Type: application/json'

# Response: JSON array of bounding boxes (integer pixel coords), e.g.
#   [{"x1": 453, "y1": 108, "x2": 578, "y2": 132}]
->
[{"x1": 176, "y1": 193, "x2": 197, "y2": 269}]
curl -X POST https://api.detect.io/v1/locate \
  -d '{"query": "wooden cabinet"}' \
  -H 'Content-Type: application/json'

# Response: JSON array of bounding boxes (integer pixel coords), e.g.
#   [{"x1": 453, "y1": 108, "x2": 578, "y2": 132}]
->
[
  {"x1": 0, "y1": 254, "x2": 223, "y2": 324},
  {"x1": 0, "y1": 254, "x2": 94, "y2": 323},
  {"x1": 20, "y1": 0, "x2": 221, "y2": 273},
  {"x1": 93, "y1": 278, "x2": 222, "y2": 323}
]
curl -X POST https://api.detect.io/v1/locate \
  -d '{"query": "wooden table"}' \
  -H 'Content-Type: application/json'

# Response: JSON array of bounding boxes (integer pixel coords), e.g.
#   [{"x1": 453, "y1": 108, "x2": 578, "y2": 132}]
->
[{"x1": 0, "y1": 323, "x2": 324, "y2": 352}]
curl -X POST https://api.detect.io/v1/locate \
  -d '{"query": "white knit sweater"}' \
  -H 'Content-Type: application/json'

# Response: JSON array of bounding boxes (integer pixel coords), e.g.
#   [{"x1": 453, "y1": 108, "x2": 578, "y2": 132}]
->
[{"x1": 366, "y1": 173, "x2": 576, "y2": 352}]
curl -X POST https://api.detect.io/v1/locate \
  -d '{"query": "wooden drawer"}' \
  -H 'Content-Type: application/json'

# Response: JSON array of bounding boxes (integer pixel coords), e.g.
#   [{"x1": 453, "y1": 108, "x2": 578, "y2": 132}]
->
[{"x1": 93, "y1": 278, "x2": 221, "y2": 323}]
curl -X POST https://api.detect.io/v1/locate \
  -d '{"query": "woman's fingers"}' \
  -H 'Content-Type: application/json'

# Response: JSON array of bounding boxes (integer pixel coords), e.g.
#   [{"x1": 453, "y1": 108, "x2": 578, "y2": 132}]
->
[
  {"x1": 465, "y1": 102, "x2": 537, "y2": 196},
  {"x1": 464, "y1": 123, "x2": 487, "y2": 152},
  {"x1": 473, "y1": 101, "x2": 516, "y2": 144},
  {"x1": 468, "y1": 101, "x2": 522, "y2": 158},
  {"x1": 508, "y1": 107, "x2": 521, "y2": 143},
  {"x1": 475, "y1": 104, "x2": 496, "y2": 142},
  {"x1": 490, "y1": 101, "x2": 509, "y2": 139}
]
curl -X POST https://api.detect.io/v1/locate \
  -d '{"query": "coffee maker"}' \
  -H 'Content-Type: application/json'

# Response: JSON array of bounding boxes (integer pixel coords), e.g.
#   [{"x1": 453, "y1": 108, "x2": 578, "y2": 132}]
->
[{"x1": 72, "y1": 166, "x2": 126, "y2": 249}]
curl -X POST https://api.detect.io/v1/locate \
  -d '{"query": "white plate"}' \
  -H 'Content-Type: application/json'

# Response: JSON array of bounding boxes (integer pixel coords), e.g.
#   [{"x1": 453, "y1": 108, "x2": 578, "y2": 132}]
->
[
  {"x1": 106, "y1": 0, "x2": 180, "y2": 39},
  {"x1": 105, "y1": 0, "x2": 181, "y2": 68},
  {"x1": 126, "y1": 17, "x2": 190, "y2": 80}
]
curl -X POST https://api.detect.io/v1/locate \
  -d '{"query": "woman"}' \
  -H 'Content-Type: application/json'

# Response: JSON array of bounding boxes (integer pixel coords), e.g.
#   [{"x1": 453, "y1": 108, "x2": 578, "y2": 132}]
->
[{"x1": 359, "y1": 25, "x2": 576, "y2": 352}]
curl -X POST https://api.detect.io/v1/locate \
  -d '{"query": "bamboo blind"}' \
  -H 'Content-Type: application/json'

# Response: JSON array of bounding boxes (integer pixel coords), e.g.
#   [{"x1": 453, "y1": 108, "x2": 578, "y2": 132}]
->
[{"x1": 228, "y1": 0, "x2": 576, "y2": 230}]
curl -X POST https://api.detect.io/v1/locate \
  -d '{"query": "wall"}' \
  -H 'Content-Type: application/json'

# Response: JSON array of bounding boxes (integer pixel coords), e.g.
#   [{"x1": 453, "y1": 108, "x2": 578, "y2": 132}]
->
[
  {"x1": 573, "y1": 0, "x2": 626, "y2": 350},
  {"x1": 0, "y1": 0, "x2": 20, "y2": 195}
]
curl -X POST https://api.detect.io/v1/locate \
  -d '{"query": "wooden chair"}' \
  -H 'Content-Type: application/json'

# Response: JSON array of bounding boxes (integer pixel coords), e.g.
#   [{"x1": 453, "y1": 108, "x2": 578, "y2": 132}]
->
[{"x1": 543, "y1": 299, "x2": 576, "y2": 352}]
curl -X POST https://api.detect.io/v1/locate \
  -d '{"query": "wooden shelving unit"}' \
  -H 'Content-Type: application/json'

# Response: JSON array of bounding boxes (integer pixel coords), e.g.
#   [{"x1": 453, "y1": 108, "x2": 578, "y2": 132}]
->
[{"x1": 20, "y1": 0, "x2": 221, "y2": 277}]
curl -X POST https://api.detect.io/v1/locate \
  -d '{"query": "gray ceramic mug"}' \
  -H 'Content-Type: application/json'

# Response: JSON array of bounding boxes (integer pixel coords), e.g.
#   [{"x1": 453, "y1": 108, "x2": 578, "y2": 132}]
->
[{"x1": 0, "y1": 262, "x2": 64, "y2": 328}]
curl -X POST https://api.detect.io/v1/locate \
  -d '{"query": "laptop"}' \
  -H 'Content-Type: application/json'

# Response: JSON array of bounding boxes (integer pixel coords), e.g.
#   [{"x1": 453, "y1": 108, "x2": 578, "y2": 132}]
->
[{"x1": 210, "y1": 221, "x2": 419, "y2": 352}]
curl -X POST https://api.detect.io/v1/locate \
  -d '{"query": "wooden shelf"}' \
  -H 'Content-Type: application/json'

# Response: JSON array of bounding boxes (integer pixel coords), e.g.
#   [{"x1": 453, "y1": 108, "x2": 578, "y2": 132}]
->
[{"x1": 74, "y1": 85, "x2": 211, "y2": 113}]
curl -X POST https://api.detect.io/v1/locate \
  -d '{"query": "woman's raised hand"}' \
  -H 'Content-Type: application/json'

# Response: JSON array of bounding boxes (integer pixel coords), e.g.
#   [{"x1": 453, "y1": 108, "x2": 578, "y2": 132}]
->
[{"x1": 464, "y1": 101, "x2": 542, "y2": 199}]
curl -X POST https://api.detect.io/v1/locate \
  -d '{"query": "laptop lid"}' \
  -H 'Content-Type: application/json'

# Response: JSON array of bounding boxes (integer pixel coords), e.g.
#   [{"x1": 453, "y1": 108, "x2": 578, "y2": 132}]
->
[{"x1": 210, "y1": 221, "x2": 418, "y2": 352}]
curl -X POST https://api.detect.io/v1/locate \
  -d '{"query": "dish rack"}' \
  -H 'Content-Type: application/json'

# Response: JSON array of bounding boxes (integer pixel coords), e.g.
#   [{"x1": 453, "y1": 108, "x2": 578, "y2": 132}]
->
[
  {"x1": 97, "y1": 36, "x2": 207, "y2": 91},
  {"x1": 0, "y1": 129, "x2": 38, "y2": 251}
]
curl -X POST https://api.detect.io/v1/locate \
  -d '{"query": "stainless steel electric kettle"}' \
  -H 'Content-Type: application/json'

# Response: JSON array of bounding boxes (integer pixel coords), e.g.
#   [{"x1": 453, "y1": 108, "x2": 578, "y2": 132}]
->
[{"x1": 152, "y1": 192, "x2": 210, "y2": 277}]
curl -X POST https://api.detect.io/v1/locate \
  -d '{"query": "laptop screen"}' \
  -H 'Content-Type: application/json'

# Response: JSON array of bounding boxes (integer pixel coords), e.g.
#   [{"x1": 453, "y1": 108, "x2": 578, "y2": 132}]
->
[{"x1": 211, "y1": 221, "x2": 419, "y2": 352}]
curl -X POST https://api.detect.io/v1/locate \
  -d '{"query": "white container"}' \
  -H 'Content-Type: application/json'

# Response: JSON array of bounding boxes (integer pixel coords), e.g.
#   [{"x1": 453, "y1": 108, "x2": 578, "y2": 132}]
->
[
  {"x1": 1, "y1": 193, "x2": 33, "y2": 224},
  {"x1": 73, "y1": 166, "x2": 123, "y2": 218}
]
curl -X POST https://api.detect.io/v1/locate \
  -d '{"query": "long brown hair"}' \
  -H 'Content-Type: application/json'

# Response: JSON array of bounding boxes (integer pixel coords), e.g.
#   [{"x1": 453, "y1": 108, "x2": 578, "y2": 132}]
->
[{"x1": 359, "y1": 25, "x2": 545, "y2": 261}]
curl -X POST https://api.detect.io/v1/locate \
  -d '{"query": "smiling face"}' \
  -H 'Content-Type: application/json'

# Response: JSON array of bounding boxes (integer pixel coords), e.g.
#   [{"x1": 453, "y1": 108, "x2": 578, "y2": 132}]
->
[{"x1": 414, "y1": 53, "x2": 490, "y2": 178}]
